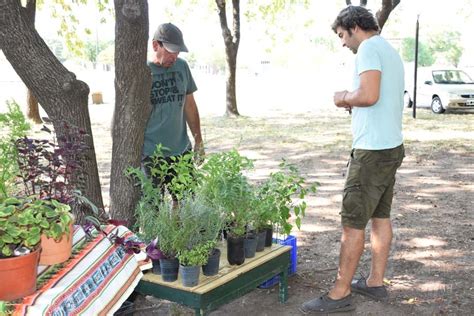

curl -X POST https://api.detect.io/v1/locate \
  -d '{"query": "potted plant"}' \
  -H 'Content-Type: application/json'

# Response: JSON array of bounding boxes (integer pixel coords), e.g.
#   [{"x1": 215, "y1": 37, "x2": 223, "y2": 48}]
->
[
  {"x1": 198, "y1": 150, "x2": 254, "y2": 265},
  {"x1": 258, "y1": 160, "x2": 317, "y2": 239},
  {"x1": 177, "y1": 242, "x2": 213, "y2": 287},
  {"x1": 145, "y1": 238, "x2": 164, "y2": 275},
  {"x1": 201, "y1": 240, "x2": 220, "y2": 276},
  {"x1": 271, "y1": 161, "x2": 316, "y2": 236},
  {"x1": 126, "y1": 163, "x2": 163, "y2": 274},
  {"x1": 154, "y1": 196, "x2": 182, "y2": 282},
  {"x1": 0, "y1": 196, "x2": 42, "y2": 300},
  {"x1": 31, "y1": 198, "x2": 74, "y2": 265},
  {"x1": 175, "y1": 193, "x2": 224, "y2": 282}
]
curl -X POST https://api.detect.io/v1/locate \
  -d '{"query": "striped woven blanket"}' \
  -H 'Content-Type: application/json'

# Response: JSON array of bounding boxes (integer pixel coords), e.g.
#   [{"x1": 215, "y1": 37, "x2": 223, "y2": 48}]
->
[{"x1": 12, "y1": 225, "x2": 149, "y2": 316}]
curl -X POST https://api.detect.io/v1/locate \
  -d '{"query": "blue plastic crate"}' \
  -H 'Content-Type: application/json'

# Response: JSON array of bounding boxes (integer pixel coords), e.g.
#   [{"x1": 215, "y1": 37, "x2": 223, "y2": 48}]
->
[{"x1": 258, "y1": 235, "x2": 297, "y2": 289}]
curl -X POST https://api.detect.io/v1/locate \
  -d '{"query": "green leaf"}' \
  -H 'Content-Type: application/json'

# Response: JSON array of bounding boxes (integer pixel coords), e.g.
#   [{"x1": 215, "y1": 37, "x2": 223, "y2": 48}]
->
[
  {"x1": 0, "y1": 205, "x2": 14, "y2": 217},
  {"x1": 5, "y1": 225, "x2": 21, "y2": 237},
  {"x1": 25, "y1": 234, "x2": 41, "y2": 247},
  {"x1": 1, "y1": 245, "x2": 12, "y2": 257},
  {"x1": 1, "y1": 234, "x2": 14, "y2": 243}
]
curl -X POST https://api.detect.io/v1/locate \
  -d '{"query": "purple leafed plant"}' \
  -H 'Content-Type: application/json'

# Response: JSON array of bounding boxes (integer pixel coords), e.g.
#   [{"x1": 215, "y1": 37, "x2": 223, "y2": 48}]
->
[
  {"x1": 15, "y1": 121, "x2": 89, "y2": 204},
  {"x1": 145, "y1": 238, "x2": 164, "y2": 260},
  {"x1": 84, "y1": 218, "x2": 144, "y2": 255}
]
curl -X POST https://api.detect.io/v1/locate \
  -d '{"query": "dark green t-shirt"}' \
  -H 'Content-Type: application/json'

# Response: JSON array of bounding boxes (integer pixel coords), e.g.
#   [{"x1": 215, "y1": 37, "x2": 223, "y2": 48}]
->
[{"x1": 143, "y1": 58, "x2": 197, "y2": 157}]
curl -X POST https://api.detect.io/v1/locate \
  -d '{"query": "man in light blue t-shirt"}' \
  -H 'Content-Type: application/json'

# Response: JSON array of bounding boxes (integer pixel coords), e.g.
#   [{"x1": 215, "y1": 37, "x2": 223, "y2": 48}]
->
[
  {"x1": 142, "y1": 23, "x2": 204, "y2": 196},
  {"x1": 301, "y1": 6, "x2": 405, "y2": 314}
]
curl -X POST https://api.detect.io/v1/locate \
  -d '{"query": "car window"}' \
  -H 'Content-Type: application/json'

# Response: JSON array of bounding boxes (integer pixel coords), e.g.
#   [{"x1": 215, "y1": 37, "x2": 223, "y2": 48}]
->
[{"x1": 431, "y1": 70, "x2": 473, "y2": 84}]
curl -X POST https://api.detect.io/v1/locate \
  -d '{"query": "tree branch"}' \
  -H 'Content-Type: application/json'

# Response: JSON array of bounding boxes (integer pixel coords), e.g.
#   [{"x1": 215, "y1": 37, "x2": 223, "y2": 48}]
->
[
  {"x1": 232, "y1": 0, "x2": 240, "y2": 48},
  {"x1": 216, "y1": 0, "x2": 232, "y2": 47},
  {"x1": 376, "y1": 0, "x2": 400, "y2": 31},
  {"x1": 25, "y1": 0, "x2": 36, "y2": 23},
  {"x1": 345, "y1": 0, "x2": 367, "y2": 6}
]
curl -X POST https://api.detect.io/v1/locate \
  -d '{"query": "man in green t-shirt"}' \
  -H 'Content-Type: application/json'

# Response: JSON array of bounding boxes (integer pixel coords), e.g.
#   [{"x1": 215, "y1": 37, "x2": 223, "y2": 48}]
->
[{"x1": 142, "y1": 23, "x2": 204, "y2": 192}]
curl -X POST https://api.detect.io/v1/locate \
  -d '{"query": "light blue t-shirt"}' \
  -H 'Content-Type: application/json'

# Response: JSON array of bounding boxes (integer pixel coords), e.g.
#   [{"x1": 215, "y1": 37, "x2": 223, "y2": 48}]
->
[
  {"x1": 351, "y1": 35, "x2": 404, "y2": 150},
  {"x1": 143, "y1": 58, "x2": 197, "y2": 157}
]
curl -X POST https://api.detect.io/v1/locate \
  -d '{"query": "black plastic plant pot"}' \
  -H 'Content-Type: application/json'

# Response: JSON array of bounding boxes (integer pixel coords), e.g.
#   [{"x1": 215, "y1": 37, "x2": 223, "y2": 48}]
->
[
  {"x1": 256, "y1": 231, "x2": 266, "y2": 252},
  {"x1": 264, "y1": 226, "x2": 273, "y2": 247},
  {"x1": 227, "y1": 235, "x2": 245, "y2": 265},
  {"x1": 151, "y1": 259, "x2": 161, "y2": 275},
  {"x1": 180, "y1": 265, "x2": 201, "y2": 287},
  {"x1": 159, "y1": 257, "x2": 179, "y2": 282},
  {"x1": 203, "y1": 248, "x2": 221, "y2": 276},
  {"x1": 243, "y1": 236, "x2": 257, "y2": 258}
]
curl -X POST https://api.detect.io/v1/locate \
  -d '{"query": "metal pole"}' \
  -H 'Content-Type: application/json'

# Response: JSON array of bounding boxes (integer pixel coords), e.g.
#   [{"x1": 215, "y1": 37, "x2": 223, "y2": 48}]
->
[{"x1": 413, "y1": 14, "x2": 420, "y2": 118}]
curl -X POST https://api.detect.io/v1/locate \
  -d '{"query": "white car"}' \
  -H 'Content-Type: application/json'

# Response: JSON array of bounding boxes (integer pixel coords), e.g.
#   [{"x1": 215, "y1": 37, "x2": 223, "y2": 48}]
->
[{"x1": 404, "y1": 68, "x2": 474, "y2": 114}]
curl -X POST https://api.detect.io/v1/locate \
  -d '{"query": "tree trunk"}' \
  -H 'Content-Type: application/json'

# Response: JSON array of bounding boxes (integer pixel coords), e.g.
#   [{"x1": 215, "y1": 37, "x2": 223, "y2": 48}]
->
[
  {"x1": 109, "y1": 0, "x2": 151, "y2": 227},
  {"x1": 0, "y1": 0, "x2": 104, "y2": 220},
  {"x1": 216, "y1": 0, "x2": 240, "y2": 116}
]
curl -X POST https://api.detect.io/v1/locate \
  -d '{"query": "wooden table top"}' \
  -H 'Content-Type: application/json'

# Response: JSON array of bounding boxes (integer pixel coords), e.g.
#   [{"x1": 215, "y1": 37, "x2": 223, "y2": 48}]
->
[{"x1": 141, "y1": 242, "x2": 291, "y2": 294}]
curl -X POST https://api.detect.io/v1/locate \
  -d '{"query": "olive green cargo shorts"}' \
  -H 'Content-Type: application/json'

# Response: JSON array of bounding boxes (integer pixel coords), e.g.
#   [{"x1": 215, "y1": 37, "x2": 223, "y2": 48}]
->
[{"x1": 341, "y1": 144, "x2": 405, "y2": 229}]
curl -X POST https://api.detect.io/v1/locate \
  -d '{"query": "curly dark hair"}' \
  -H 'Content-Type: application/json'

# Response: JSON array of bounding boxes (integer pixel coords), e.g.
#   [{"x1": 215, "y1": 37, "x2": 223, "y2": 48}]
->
[{"x1": 331, "y1": 6, "x2": 379, "y2": 35}]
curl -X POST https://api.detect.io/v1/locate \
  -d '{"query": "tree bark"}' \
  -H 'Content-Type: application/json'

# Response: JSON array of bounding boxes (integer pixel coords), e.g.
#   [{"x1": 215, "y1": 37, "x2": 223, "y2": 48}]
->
[
  {"x1": 109, "y1": 0, "x2": 151, "y2": 227},
  {"x1": 0, "y1": 0, "x2": 104, "y2": 220},
  {"x1": 375, "y1": 0, "x2": 400, "y2": 31},
  {"x1": 216, "y1": 0, "x2": 240, "y2": 116}
]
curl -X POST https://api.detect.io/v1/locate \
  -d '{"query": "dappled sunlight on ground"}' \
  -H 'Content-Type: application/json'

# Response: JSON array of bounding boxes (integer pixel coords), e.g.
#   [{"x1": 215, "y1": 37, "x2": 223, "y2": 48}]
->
[{"x1": 2, "y1": 63, "x2": 473, "y2": 314}]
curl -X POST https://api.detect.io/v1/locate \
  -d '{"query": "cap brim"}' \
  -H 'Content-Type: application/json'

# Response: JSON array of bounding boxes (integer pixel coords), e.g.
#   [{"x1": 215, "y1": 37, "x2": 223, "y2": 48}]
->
[{"x1": 163, "y1": 42, "x2": 188, "y2": 53}]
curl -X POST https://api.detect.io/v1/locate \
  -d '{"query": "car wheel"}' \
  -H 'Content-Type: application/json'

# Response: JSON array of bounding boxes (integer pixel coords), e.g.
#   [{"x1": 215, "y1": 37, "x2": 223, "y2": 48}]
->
[
  {"x1": 404, "y1": 92, "x2": 413, "y2": 108},
  {"x1": 431, "y1": 96, "x2": 445, "y2": 114}
]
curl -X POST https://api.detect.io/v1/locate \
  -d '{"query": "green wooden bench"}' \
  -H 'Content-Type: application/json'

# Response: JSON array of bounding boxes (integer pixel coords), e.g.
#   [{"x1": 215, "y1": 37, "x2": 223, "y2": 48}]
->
[{"x1": 135, "y1": 243, "x2": 291, "y2": 315}]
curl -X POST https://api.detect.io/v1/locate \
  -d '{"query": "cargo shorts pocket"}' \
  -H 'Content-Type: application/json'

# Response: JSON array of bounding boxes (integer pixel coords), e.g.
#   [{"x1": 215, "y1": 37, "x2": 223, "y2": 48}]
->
[
  {"x1": 371, "y1": 159, "x2": 400, "y2": 187},
  {"x1": 345, "y1": 157, "x2": 362, "y2": 188},
  {"x1": 340, "y1": 185, "x2": 366, "y2": 228}
]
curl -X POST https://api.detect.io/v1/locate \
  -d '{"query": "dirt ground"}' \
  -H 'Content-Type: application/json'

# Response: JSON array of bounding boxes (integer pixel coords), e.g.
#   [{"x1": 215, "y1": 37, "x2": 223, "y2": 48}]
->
[{"x1": 88, "y1": 104, "x2": 473, "y2": 316}]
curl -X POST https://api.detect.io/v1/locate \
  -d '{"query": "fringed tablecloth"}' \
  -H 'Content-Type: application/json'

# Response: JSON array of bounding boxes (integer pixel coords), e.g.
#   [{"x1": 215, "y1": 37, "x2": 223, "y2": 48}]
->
[{"x1": 12, "y1": 225, "x2": 150, "y2": 316}]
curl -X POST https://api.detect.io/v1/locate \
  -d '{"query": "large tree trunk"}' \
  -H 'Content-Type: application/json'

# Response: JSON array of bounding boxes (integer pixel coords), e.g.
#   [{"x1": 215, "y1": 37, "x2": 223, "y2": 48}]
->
[
  {"x1": 109, "y1": 0, "x2": 151, "y2": 227},
  {"x1": 216, "y1": 0, "x2": 240, "y2": 116},
  {"x1": 0, "y1": 0, "x2": 104, "y2": 221}
]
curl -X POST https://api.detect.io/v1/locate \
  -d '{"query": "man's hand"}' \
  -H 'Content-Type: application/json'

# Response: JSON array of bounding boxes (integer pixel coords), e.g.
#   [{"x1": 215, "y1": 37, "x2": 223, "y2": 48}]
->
[
  {"x1": 194, "y1": 141, "x2": 205, "y2": 165},
  {"x1": 334, "y1": 90, "x2": 352, "y2": 113}
]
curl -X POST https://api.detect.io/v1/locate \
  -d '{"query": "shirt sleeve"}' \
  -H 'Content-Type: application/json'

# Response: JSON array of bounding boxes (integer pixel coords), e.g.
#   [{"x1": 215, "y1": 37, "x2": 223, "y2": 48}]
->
[
  {"x1": 356, "y1": 40, "x2": 381, "y2": 75},
  {"x1": 183, "y1": 61, "x2": 198, "y2": 95}
]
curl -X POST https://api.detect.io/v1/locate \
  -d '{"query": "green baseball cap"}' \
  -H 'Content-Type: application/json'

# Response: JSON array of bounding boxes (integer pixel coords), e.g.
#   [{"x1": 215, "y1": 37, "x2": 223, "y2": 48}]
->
[{"x1": 153, "y1": 23, "x2": 188, "y2": 53}]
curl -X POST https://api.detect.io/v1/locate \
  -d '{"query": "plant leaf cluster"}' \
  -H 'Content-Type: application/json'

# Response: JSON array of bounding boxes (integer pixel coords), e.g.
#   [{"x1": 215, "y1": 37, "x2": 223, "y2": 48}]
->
[
  {"x1": 254, "y1": 160, "x2": 317, "y2": 236},
  {"x1": 197, "y1": 150, "x2": 254, "y2": 237},
  {"x1": 0, "y1": 101, "x2": 30, "y2": 200},
  {"x1": 15, "y1": 121, "x2": 89, "y2": 206},
  {"x1": 0, "y1": 196, "x2": 72, "y2": 257}
]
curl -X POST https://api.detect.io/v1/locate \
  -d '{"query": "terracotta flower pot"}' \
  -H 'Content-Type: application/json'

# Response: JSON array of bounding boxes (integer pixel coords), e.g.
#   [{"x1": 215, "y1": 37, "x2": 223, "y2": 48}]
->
[
  {"x1": 0, "y1": 247, "x2": 40, "y2": 301},
  {"x1": 39, "y1": 223, "x2": 74, "y2": 265}
]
